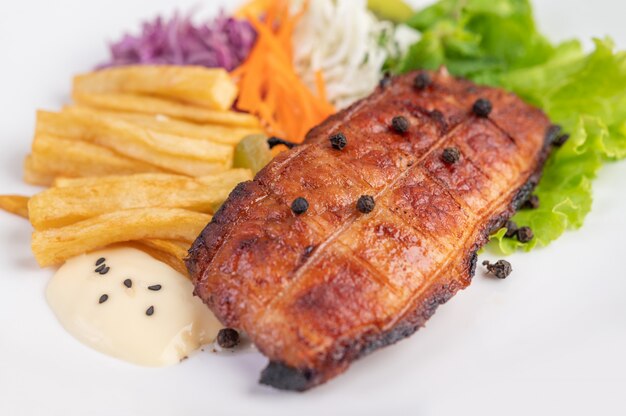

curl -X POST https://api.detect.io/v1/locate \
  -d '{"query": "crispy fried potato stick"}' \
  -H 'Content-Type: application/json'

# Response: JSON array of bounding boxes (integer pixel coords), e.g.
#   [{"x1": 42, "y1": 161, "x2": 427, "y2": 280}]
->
[
  {"x1": 73, "y1": 65, "x2": 237, "y2": 110},
  {"x1": 0, "y1": 195, "x2": 30, "y2": 219},
  {"x1": 72, "y1": 92, "x2": 261, "y2": 127},
  {"x1": 36, "y1": 110, "x2": 232, "y2": 176},
  {"x1": 64, "y1": 105, "x2": 263, "y2": 146},
  {"x1": 26, "y1": 134, "x2": 165, "y2": 186},
  {"x1": 29, "y1": 171, "x2": 251, "y2": 229},
  {"x1": 32, "y1": 208, "x2": 211, "y2": 267},
  {"x1": 52, "y1": 169, "x2": 251, "y2": 188}
]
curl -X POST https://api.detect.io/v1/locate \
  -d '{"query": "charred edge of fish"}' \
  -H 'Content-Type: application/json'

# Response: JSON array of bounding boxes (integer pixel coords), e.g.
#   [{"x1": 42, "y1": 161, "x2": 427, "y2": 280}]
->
[
  {"x1": 259, "y1": 280, "x2": 460, "y2": 391},
  {"x1": 267, "y1": 137, "x2": 298, "y2": 149},
  {"x1": 260, "y1": 362, "x2": 315, "y2": 392},
  {"x1": 544, "y1": 124, "x2": 562, "y2": 145},
  {"x1": 185, "y1": 180, "x2": 254, "y2": 278},
  {"x1": 468, "y1": 251, "x2": 479, "y2": 277}
]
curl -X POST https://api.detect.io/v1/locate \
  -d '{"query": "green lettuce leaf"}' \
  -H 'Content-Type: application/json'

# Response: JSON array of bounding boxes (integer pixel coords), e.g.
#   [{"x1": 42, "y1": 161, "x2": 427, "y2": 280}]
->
[{"x1": 396, "y1": 0, "x2": 626, "y2": 253}]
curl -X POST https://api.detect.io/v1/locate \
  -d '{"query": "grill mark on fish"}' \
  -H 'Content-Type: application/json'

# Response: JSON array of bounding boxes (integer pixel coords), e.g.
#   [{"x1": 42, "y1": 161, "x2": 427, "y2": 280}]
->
[{"x1": 258, "y1": 120, "x2": 469, "y2": 320}]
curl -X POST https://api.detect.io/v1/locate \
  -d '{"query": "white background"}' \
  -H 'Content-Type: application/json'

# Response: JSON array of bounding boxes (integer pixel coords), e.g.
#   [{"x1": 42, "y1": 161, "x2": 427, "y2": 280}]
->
[{"x1": 1, "y1": 1, "x2": 625, "y2": 415}]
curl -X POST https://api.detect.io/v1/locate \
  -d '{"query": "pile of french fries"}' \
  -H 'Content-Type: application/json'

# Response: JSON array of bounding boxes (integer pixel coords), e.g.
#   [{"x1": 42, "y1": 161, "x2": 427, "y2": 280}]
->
[{"x1": 0, "y1": 65, "x2": 260, "y2": 275}]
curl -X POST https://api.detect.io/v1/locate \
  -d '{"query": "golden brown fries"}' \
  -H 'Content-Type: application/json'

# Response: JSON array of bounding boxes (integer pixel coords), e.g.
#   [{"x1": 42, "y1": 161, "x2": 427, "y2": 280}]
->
[
  {"x1": 0, "y1": 195, "x2": 30, "y2": 219},
  {"x1": 11, "y1": 63, "x2": 263, "y2": 274},
  {"x1": 36, "y1": 110, "x2": 233, "y2": 176},
  {"x1": 32, "y1": 208, "x2": 211, "y2": 267},
  {"x1": 29, "y1": 171, "x2": 252, "y2": 230},
  {"x1": 64, "y1": 106, "x2": 264, "y2": 146},
  {"x1": 52, "y1": 168, "x2": 251, "y2": 189},
  {"x1": 24, "y1": 155, "x2": 55, "y2": 186},
  {"x1": 27, "y1": 134, "x2": 164, "y2": 186},
  {"x1": 72, "y1": 92, "x2": 261, "y2": 127},
  {"x1": 73, "y1": 65, "x2": 237, "y2": 110}
]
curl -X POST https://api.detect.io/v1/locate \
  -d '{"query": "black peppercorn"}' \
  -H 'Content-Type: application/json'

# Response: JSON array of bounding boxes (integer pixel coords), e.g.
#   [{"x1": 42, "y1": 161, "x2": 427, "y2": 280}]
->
[
  {"x1": 356, "y1": 195, "x2": 375, "y2": 214},
  {"x1": 413, "y1": 72, "x2": 431, "y2": 90},
  {"x1": 291, "y1": 197, "x2": 309, "y2": 215},
  {"x1": 441, "y1": 147, "x2": 460, "y2": 164},
  {"x1": 553, "y1": 134, "x2": 570, "y2": 147},
  {"x1": 517, "y1": 226, "x2": 534, "y2": 243},
  {"x1": 472, "y1": 98, "x2": 492, "y2": 118},
  {"x1": 391, "y1": 116, "x2": 410, "y2": 133},
  {"x1": 217, "y1": 328, "x2": 240, "y2": 349},
  {"x1": 504, "y1": 220, "x2": 518, "y2": 238},
  {"x1": 482, "y1": 260, "x2": 513, "y2": 279},
  {"x1": 522, "y1": 195, "x2": 540, "y2": 210},
  {"x1": 329, "y1": 132, "x2": 347, "y2": 150}
]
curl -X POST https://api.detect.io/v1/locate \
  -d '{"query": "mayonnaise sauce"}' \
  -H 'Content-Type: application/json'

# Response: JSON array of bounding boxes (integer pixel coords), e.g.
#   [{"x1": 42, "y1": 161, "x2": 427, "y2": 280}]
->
[{"x1": 46, "y1": 247, "x2": 222, "y2": 367}]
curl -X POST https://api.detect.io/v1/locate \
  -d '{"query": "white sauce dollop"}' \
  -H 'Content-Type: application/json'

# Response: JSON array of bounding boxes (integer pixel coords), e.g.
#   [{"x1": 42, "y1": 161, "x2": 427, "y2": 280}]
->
[{"x1": 46, "y1": 247, "x2": 221, "y2": 367}]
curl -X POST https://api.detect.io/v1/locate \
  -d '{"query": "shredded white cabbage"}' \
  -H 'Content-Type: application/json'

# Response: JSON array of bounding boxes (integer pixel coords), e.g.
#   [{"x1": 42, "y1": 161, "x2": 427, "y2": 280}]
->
[{"x1": 292, "y1": 0, "x2": 419, "y2": 109}]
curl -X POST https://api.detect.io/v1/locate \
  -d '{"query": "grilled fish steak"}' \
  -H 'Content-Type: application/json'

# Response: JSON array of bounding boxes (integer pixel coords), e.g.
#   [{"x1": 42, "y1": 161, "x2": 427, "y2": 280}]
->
[{"x1": 187, "y1": 68, "x2": 554, "y2": 391}]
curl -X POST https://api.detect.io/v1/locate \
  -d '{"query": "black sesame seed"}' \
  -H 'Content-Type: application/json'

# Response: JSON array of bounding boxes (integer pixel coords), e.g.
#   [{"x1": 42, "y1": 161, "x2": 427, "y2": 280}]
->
[
  {"x1": 98, "y1": 294, "x2": 108, "y2": 304},
  {"x1": 98, "y1": 266, "x2": 110, "y2": 275},
  {"x1": 441, "y1": 147, "x2": 460, "y2": 164},
  {"x1": 95, "y1": 257, "x2": 106, "y2": 266},
  {"x1": 472, "y1": 98, "x2": 492, "y2": 118},
  {"x1": 553, "y1": 134, "x2": 570, "y2": 147},
  {"x1": 413, "y1": 72, "x2": 431, "y2": 90},
  {"x1": 482, "y1": 260, "x2": 513, "y2": 279},
  {"x1": 267, "y1": 136, "x2": 297, "y2": 149},
  {"x1": 329, "y1": 132, "x2": 347, "y2": 150},
  {"x1": 517, "y1": 226, "x2": 534, "y2": 243},
  {"x1": 504, "y1": 220, "x2": 519, "y2": 238},
  {"x1": 95, "y1": 264, "x2": 106, "y2": 273},
  {"x1": 217, "y1": 328, "x2": 240, "y2": 349},
  {"x1": 391, "y1": 116, "x2": 410, "y2": 133},
  {"x1": 123, "y1": 279, "x2": 132, "y2": 288},
  {"x1": 522, "y1": 195, "x2": 540, "y2": 210},
  {"x1": 291, "y1": 197, "x2": 309, "y2": 215},
  {"x1": 356, "y1": 195, "x2": 375, "y2": 214},
  {"x1": 146, "y1": 306, "x2": 155, "y2": 316},
  {"x1": 148, "y1": 284, "x2": 162, "y2": 291}
]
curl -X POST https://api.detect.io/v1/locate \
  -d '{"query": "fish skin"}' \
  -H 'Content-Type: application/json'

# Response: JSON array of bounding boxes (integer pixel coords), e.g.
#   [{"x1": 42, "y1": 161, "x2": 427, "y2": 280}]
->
[{"x1": 187, "y1": 68, "x2": 553, "y2": 390}]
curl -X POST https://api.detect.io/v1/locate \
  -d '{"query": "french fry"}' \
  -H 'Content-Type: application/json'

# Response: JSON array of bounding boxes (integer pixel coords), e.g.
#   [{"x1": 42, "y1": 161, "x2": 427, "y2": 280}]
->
[
  {"x1": 64, "y1": 105, "x2": 264, "y2": 146},
  {"x1": 31, "y1": 208, "x2": 211, "y2": 267},
  {"x1": 24, "y1": 155, "x2": 55, "y2": 186},
  {"x1": 36, "y1": 110, "x2": 233, "y2": 176},
  {"x1": 29, "y1": 171, "x2": 251, "y2": 230},
  {"x1": 27, "y1": 134, "x2": 164, "y2": 186},
  {"x1": 73, "y1": 92, "x2": 261, "y2": 127},
  {"x1": 53, "y1": 169, "x2": 252, "y2": 189},
  {"x1": 133, "y1": 239, "x2": 190, "y2": 276},
  {"x1": 73, "y1": 65, "x2": 238, "y2": 111},
  {"x1": 0, "y1": 195, "x2": 30, "y2": 219}
]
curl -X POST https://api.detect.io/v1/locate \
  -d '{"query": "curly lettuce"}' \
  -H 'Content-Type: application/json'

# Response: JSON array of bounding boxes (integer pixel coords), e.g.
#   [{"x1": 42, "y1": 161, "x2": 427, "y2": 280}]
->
[{"x1": 396, "y1": 0, "x2": 626, "y2": 253}]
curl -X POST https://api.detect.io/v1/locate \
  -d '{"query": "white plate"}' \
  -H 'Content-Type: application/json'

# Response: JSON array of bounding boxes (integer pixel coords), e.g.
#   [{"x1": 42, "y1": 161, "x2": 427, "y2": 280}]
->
[{"x1": 1, "y1": 1, "x2": 625, "y2": 415}]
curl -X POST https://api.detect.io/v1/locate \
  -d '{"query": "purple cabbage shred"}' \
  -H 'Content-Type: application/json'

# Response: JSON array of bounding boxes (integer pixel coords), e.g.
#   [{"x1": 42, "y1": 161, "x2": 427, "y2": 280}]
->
[{"x1": 99, "y1": 12, "x2": 256, "y2": 71}]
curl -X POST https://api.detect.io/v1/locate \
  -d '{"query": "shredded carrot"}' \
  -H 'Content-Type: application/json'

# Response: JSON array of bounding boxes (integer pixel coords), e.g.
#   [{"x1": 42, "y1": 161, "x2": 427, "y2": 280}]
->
[{"x1": 231, "y1": 0, "x2": 335, "y2": 142}]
